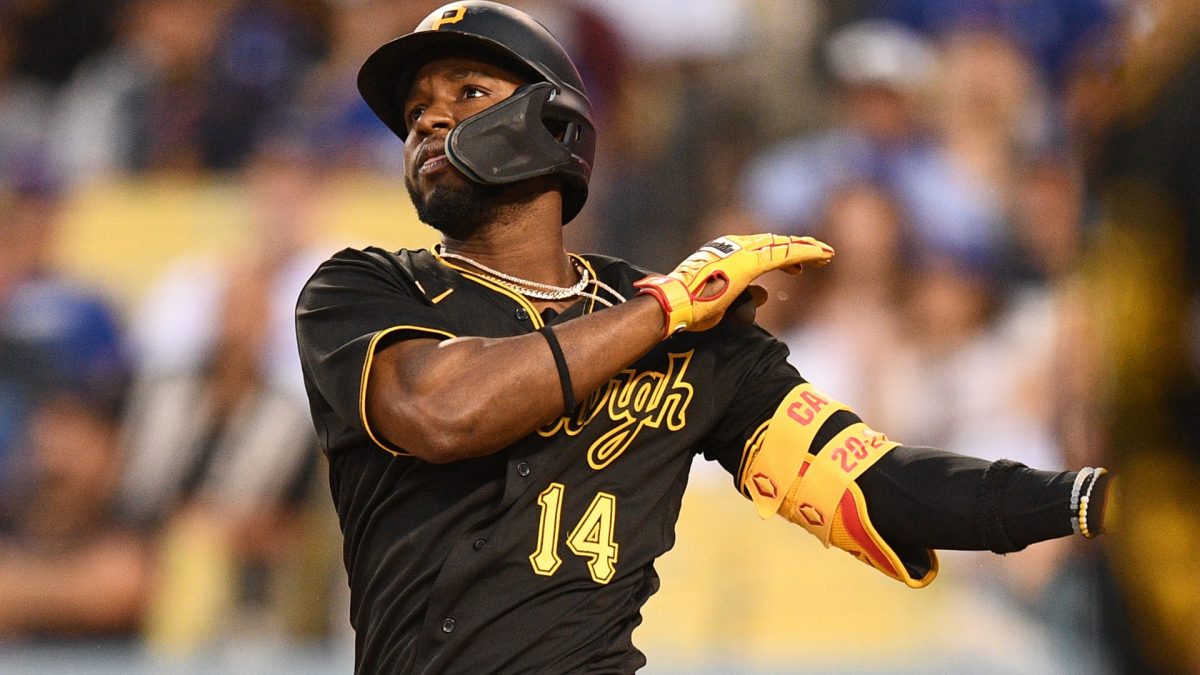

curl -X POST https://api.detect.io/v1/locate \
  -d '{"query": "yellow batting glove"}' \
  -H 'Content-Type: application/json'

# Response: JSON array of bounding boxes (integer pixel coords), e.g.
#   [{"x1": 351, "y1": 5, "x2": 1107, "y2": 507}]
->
[{"x1": 633, "y1": 234, "x2": 834, "y2": 337}]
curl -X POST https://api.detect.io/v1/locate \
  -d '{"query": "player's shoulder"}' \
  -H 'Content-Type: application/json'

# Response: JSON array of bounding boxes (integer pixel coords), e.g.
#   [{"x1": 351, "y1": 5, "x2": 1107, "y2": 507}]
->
[
  {"x1": 297, "y1": 246, "x2": 444, "y2": 306},
  {"x1": 578, "y1": 252, "x2": 653, "y2": 290},
  {"x1": 321, "y1": 245, "x2": 437, "y2": 271},
  {"x1": 307, "y1": 246, "x2": 442, "y2": 282}
]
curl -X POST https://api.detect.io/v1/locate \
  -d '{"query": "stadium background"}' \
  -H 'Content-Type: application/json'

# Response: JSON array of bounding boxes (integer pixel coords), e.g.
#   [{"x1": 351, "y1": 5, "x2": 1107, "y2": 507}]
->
[{"x1": 0, "y1": 0, "x2": 1196, "y2": 673}]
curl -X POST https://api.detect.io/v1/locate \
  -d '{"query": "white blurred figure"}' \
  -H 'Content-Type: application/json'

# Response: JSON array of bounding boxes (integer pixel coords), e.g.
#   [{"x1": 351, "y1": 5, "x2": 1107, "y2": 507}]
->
[
  {"x1": 128, "y1": 143, "x2": 329, "y2": 404},
  {"x1": 779, "y1": 182, "x2": 908, "y2": 420},
  {"x1": 51, "y1": 0, "x2": 225, "y2": 183},
  {"x1": 115, "y1": 145, "x2": 337, "y2": 652},
  {"x1": 740, "y1": 19, "x2": 1008, "y2": 268},
  {"x1": 932, "y1": 29, "x2": 1055, "y2": 229}
]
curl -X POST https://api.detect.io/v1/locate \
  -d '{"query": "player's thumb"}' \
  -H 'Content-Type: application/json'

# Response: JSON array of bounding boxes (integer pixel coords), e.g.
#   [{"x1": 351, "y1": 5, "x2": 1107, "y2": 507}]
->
[
  {"x1": 730, "y1": 285, "x2": 766, "y2": 325},
  {"x1": 695, "y1": 272, "x2": 729, "y2": 300},
  {"x1": 747, "y1": 284, "x2": 768, "y2": 306}
]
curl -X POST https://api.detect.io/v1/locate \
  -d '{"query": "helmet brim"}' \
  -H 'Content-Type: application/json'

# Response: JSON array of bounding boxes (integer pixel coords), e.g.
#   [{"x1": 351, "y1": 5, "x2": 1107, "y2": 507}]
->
[{"x1": 358, "y1": 30, "x2": 581, "y2": 140}]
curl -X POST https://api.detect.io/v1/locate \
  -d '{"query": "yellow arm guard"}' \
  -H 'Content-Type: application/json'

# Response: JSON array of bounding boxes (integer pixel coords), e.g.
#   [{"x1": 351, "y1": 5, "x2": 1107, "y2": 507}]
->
[{"x1": 739, "y1": 384, "x2": 938, "y2": 588}]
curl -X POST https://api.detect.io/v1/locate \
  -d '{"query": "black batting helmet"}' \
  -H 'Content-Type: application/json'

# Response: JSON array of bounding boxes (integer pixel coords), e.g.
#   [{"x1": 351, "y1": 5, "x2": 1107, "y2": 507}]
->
[{"x1": 358, "y1": 1, "x2": 596, "y2": 224}]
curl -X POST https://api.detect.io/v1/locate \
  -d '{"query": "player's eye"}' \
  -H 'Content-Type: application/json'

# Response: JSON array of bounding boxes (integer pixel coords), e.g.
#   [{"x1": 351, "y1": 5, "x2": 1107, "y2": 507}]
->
[
  {"x1": 407, "y1": 105, "x2": 426, "y2": 124},
  {"x1": 462, "y1": 85, "x2": 486, "y2": 100}
]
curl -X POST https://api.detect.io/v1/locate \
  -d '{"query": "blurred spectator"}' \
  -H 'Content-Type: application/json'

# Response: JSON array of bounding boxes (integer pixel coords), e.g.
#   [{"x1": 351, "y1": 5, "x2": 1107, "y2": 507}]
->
[
  {"x1": 0, "y1": 173, "x2": 135, "y2": 641},
  {"x1": 120, "y1": 262, "x2": 322, "y2": 650},
  {"x1": 871, "y1": 0, "x2": 1117, "y2": 88},
  {"x1": 197, "y1": 0, "x2": 332, "y2": 169},
  {"x1": 875, "y1": 248, "x2": 1044, "y2": 463},
  {"x1": 579, "y1": 0, "x2": 828, "y2": 144},
  {"x1": 0, "y1": 176, "x2": 127, "y2": 519},
  {"x1": 722, "y1": 0, "x2": 827, "y2": 143},
  {"x1": 1001, "y1": 157, "x2": 1104, "y2": 470},
  {"x1": 115, "y1": 145, "x2": 333, "y2": 650},
  {"x1": 1009, "y1": 158, "x2": 1088, "y2": 286},
  {"x1": 286, "y1": 0, "x2": 417, "y2": 171},
  {"x1": 933, "y1": 30, "x2": 1054, "y2": 212},
  {"x1": 776, "y1": 183, "x2": 909, "y2": 413},
  {"x1": 0, "y1": 24, "x2": 54, "y2": 181},
  {"x1": 2, "y1": 0, "x2": 123, "y2": 86},
  {"x1": 0, "y1": 388, "x2": 151, "y2": 642},
  {"x1": 580, "y1": 0, "x2": 761, "y2": 271},
  {"x1": 51, "y1": 0, "x2": 331, "y2": 181},
  {"x1": 118, "y1": 261, "x2": 318, "y2": 529},
  {"x1": 587, "y1": 61, "x2": 720, "y2": 270},
  {"x1": 739, "y1": 19, "x2": 1006, "y2": 266},
  {"x1": 117, "y1": 143, "x2": 328, "y2": 516},
  {"x1": 51, "y1": 0, "x2": 225, "y2": 181},
  {"x1": 579, "y1": 0, "x2": 750, "y2": 63},
  {"x1": 1060, "y1": 25, "x2": 1124, "y2": 172}
]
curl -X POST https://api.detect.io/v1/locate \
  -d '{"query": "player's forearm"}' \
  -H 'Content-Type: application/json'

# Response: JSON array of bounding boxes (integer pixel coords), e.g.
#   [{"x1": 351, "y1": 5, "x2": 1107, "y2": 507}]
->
[
  {"x1": 857, "y1": 446, "x2": 1113, "y2": 552},
  {"x1": 368, "y1": 296, "x2": 665, "y2": 461},
  {"x1": 741, "y1": 386, "x2": 1113, "y2": 586}
]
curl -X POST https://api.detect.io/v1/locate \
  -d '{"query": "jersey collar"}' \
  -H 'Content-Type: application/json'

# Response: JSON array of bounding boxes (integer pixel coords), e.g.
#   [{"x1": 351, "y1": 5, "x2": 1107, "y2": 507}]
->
[{"x1": 431, "y1": 246, "x2": 602, "y2": 328}]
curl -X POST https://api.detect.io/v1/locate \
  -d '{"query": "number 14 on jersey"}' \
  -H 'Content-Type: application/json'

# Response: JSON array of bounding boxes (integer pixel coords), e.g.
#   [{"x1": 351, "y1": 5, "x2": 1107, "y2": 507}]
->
[{"x1": 529, "y1": 483, "x2": 620, "y2": 584}]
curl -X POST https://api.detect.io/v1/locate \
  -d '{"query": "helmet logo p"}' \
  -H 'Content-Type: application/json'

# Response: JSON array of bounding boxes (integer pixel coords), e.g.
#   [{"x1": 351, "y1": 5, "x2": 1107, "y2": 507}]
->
[{"x1": 432, "y1": 5, "x2": 468, "y2": 30}]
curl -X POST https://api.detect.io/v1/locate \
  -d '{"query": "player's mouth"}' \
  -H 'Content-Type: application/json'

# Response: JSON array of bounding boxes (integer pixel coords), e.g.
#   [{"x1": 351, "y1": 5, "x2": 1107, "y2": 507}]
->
[
  {"x1": 420, "y1": 154, "x2": 450, "y2": 174},
  {"x1": 416, "y1": 142, "x2": 450, "y2": 176}
]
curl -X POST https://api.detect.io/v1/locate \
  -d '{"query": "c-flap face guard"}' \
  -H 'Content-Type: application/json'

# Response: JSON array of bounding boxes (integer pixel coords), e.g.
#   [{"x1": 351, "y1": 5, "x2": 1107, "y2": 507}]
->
[{"x1": 445, "y1": 82, "x2": 583, "y2": 185}]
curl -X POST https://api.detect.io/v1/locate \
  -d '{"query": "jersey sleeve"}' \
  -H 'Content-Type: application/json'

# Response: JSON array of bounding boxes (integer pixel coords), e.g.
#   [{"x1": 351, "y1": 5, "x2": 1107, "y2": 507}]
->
[
  {"x1": 296, "y1": 248, "x2": 455, "y2": 453},
  {"x1": 696, "y1": 320, "x2": 810, "y2": 479}
]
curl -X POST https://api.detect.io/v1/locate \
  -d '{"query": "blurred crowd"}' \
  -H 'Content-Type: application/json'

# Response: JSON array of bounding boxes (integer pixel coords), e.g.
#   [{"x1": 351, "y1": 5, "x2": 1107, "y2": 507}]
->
[{"x1": 0, "y1": 0, "x2": 1197, "y2": 672}]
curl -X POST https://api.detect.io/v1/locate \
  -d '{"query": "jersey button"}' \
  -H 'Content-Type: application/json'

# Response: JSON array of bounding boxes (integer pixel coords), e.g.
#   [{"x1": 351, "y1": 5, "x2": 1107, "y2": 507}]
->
[
  {"x1": 515, "y1": 308, "x2": 529, "y2": 321},
  {"x1": 473, "y1": 538, "x2": 486, "y2": 550},
  {"x1": 516, "y1": 462, "x2": 531, "y2": 477},
  {"x1": 441, "y1": 618, "x2": 456, "y2": 633}
]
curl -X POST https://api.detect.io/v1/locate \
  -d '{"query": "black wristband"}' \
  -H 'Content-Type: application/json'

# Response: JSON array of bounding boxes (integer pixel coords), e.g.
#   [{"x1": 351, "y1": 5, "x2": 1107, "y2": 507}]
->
[
  {"x1": 539, "y1": 326, "x2": 576, "y2": 413},
  {"x1": 976, "y1": 459, "x2": 1024, "y2": 554}
]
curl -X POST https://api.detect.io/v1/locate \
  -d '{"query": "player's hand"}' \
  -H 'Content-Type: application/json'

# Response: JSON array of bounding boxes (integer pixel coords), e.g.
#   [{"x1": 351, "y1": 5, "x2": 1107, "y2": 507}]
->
[{"x1": 633, "y1": 234, "x2": 834, "y2": 337}]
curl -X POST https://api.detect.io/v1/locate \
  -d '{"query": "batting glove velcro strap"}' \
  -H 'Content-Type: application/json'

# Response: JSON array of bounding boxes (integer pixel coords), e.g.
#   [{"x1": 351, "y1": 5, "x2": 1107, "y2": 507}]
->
[
  {"x1": 632, "y1": 274, "x2": 695, "y2": 336},
  {"x1": 633, "y1": 234, "x2": 834, "y2": 338}
]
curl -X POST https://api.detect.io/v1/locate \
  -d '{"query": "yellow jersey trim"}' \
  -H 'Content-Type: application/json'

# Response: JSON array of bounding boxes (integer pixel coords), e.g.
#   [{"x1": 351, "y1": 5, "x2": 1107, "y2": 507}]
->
[
  {"x1": 432, "y1": 250, "x2": 546, "y2": 329},
  {"x1": 359, "y1": 324, "x2": 457, "y2": 456}
]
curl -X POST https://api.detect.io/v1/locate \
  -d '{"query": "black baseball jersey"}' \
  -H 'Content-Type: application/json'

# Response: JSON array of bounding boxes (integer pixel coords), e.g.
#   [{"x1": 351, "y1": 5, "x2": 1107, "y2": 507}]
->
[{"x1": 295, "y1": 246, "x2": 829, "y2": 673}]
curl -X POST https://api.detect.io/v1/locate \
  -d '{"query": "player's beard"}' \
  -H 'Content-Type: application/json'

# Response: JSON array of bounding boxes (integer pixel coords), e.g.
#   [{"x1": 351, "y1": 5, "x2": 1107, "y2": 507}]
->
[{"x1": 406, "y1": 173, "x2": 515, "y2": 241}]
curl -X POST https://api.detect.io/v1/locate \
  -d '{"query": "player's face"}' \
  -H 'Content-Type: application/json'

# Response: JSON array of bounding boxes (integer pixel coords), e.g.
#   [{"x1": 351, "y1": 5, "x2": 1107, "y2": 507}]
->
[{"x1": 401, "y1": 57, "x2": 524, "y2": 239}]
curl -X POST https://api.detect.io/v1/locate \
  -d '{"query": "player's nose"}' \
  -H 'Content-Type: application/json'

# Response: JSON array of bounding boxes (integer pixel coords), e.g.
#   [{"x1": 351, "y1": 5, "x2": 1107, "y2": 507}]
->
[{"x1": 412, "y1": 99, "x2": 456, "y2": 136}]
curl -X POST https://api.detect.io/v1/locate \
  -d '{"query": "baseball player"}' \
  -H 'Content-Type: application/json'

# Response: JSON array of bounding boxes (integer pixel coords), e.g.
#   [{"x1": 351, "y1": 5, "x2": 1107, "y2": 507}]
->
[{"x1": 295, "y1": 3, "x2": 1114, "y2": 672}]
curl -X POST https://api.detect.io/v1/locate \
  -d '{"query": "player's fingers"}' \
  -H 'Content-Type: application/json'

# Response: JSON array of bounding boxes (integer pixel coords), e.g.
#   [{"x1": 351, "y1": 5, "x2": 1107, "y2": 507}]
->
[
  {"x1": 786, "y1": 235, "x2": 834, "y2": 261},
  {"x1": 756, "y1": 234, "x2": 834, "y2": 270},
  {"x1": 796, "y1": 236, "x2": 835, "y2": 265}
]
